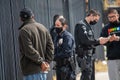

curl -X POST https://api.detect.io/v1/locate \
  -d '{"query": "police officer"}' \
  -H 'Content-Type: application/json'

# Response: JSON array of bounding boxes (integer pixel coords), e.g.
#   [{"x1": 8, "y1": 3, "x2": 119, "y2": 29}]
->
[
  {"x1": 74, "y1": 9, "x2": 109, "y2": 80},
  {"x1": 54, "y1": 17, "x2": 76, "y2": 80}
]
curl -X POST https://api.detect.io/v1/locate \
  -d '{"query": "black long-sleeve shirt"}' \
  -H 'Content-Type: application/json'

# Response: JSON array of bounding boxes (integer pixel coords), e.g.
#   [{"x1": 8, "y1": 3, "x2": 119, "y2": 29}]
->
[{"x1": 100, "y1": 22, "x2": 120, "y2": 60}]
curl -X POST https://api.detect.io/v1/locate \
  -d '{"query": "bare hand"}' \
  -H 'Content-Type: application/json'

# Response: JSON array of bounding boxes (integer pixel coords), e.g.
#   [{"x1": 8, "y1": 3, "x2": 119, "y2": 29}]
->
[
  {"x1": 41, "y1": 62, "x2": 50, "y2": 72},
  {"x1": 99, "y1": 37, "x2": 109, "y2": 45},
  {"x1": 109, "y1": 34, "x2": 120, "y2": 42}
]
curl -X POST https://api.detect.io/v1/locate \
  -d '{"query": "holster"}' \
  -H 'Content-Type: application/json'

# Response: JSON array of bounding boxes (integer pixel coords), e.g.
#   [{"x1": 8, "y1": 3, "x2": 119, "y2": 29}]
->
[
  {"x1": 61, "y1": 65, "x2": 75, "y2": 80},
  {"x1": 68, "y1": 56, "x2": 76, "y2": 71},
  {"x1": 77, "y1": 56, "x2": 86, "y2": 71}
]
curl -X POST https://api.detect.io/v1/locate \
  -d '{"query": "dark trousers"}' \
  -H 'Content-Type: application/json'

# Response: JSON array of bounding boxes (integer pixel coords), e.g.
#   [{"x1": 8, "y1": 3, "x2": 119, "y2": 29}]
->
[
  {"x1": 77, "y1": 55, "x2": 94, "y2": 80},
  {"x1": 56, "y1": 59, "x2": 76, "y2": 80}
]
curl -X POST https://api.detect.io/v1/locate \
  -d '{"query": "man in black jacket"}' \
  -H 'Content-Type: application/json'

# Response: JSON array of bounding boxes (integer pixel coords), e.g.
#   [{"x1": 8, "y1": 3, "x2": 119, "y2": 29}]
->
[
  {"x1": 100, "y1": 9, "x2": 120, "y2": 80},
  {"x1": 74, "y1": 9, "x2": 109, "y2": 80}
]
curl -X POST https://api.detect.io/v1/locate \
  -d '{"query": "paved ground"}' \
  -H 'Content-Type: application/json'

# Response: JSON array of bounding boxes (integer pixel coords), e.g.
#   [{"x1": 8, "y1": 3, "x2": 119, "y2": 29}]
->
[
  {"x1": 95, "y1": 72, "x2": 109, "y2": 80},
  {"x1": 76, "y1": 72, "x2": 109, "y2": 80}
]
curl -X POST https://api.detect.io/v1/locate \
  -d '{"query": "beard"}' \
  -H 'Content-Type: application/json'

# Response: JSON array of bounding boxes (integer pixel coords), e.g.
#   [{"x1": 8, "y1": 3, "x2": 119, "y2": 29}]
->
[
  {"x1": 110, "y1": 20, "x2": 119, "y2": 25},
  {"x1": 90, "y1": 20, "x2": 97, "y2": 25}
]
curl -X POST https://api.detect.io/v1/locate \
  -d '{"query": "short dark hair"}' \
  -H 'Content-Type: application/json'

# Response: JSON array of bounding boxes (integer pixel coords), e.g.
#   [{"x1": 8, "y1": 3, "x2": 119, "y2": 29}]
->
[
  {"x1": 87, "y1": 9, "x2": 100, "y2": 16},
  {"x1": 53, "y1": 14, "x2": 60, "y2": 26},
  {"x1": 107, "y1": 9, "x2": 118, "y2": 14}
]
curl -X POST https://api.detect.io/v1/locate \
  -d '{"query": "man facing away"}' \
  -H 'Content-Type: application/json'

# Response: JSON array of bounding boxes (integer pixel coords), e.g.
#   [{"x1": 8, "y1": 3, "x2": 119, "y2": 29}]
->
[
  {"x1": 74, "y1": 9, "x2": 109, "y2": 80},
  {"x1": 18, "y1": 8, "x2": 54, "y2": 80},
  {"x1": 100, "y1": 9, "x2": 120, "y2": 80}
]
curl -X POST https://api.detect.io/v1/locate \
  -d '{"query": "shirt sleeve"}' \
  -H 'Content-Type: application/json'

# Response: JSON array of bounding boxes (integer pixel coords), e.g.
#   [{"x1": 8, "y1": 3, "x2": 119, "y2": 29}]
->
[
  {"x1": 45, "y1": 31, "x2": 54, "y2": 63},
  {"x1": 19, "y1": 29, "x2": 44, "y2": 65},
  {"x1": 100, "y1": 26, "x2": 112, "y2": 45}
]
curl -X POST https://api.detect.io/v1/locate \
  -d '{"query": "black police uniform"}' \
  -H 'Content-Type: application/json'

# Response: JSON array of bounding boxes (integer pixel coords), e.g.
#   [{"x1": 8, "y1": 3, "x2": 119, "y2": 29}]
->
[
  {"x1": 54, "y1": 30, "x2": 76, "y2": 80},
  {"x1": 74, "y1": 19, "x2": 100, "y2": 80}
]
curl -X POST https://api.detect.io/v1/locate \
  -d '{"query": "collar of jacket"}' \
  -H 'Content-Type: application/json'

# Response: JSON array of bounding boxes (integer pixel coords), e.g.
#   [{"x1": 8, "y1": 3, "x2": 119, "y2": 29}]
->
[
  {"x1": 58, "y1": 30, "x2": 66, "y2": 37},
  {"x1": 84, "y1": 19, "x2": 91, "y2": 27},
  {"x1": 18, "y1": 19, "x2": 36, "y2": 30}
]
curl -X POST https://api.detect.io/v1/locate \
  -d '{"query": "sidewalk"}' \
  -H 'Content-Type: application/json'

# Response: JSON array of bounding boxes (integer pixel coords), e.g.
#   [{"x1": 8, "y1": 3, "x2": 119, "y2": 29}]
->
[
  {"x1": 76, "y1": 72, "x2": 109, "y2": 80},
  {"x1": 95, "y1": 72, "x2": 109, "y2": 80}
]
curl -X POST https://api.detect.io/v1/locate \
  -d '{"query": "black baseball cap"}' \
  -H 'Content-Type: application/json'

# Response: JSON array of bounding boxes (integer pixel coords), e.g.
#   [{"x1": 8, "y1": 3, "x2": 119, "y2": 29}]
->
[{"x1": 20, "y1": 8, "x2": 33, "y2": 19}]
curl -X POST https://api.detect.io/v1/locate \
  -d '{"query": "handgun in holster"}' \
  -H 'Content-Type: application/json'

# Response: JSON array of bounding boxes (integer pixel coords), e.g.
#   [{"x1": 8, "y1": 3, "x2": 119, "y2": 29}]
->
[{"x1": 68, "y1": 56, "x2": 76, "y2": 71}]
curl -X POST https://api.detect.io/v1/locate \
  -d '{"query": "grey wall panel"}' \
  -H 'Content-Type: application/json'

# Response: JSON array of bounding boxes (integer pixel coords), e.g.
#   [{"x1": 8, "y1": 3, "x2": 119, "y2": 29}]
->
[
  {"x1": 48, "y1": 0, "x2": 63, "y2": 28},
  {"x1": 0, "y1": 25, "x2": 4, "y2": 80},
  {"x1": 68, "y1": 0, "x2": 86, "y2": 35},
  {"x1": 10, "y1": 0, "x2": 24, "y2": 79},
  {"x1": 0, "y1": 0, "x2": 16, "y2": 80},
  {"x1": 24, "y1": 0, "x2": 49, "y2": 28},
  {"x1": 89, "y1": 0, "x2": 104, "y2": 60},
  {"x1": 0, "y1": 0, "x2": 24, "y2": 80},
  {"x1": 0, "y1": 5, "x2": 4, "y2": 79},
  {"x1": 62, "y1": 0, "x2": 71, "y2": 32}
]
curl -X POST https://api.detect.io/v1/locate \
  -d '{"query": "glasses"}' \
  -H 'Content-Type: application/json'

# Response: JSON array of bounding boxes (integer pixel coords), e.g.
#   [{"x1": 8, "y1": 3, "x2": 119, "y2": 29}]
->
[{"x1": 108, "y1": 15, "x2": 116, "y2": 19}]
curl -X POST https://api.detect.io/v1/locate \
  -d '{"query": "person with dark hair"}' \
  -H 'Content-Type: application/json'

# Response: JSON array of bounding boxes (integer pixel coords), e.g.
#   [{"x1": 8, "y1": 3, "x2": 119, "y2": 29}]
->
[
  {"x1": 74, "y1": 9, "x2": 109, "y2": 80},
  {"x1": 18, "y1": 8, "x2": 54, "y2": 80},
  {"x1": 50, "y1": 15, "x2": 64, "y2": 41},
  {"x1": 100, "y1": 9, "x2": 120, "y2": 80},
  {"x1": 50, "y1": 14, "x2": 59, "y2": 40},
  {"x1": 54, "y1": 17, "x2": 76, "y2": 80}
]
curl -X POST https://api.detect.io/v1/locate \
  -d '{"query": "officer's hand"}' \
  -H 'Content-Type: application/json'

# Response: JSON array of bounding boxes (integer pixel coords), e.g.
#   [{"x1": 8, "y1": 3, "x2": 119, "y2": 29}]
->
[
  {"x1": 41, "y1": 62, "x2": 50, "y2": 72},
  {"x1": 99, "y1": 37, "x2": 109, "y2": 45}
]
